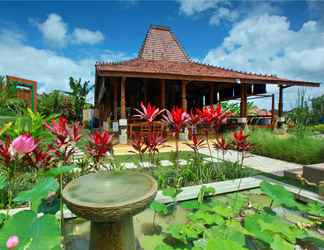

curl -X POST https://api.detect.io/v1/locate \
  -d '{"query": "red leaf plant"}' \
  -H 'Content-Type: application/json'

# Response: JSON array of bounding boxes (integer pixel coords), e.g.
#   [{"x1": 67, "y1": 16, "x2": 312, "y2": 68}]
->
[
  {"x1": 24, "y1": 147, "x2": 54, "y2": 170},
  {"x1": 232, "y1": 129, "x2": 251, "y2": 166},
  {"x1": 145, "y1": 132, "x2": 167, "y2": 155},
  {"x1": 213, "y1": 136, "x2": 230, "y2": 160},
  {"x1": 163, "y1": 107, "x2": 190, "y2": 136},
  {"x1": 45, "y1": 116, "x2": 81, "y2": 163},
  {"x1": 87, "y1": 130, "x2": 113, "y2": 167},
  {"x1": 130, "y1": 133, "x2": 147, "y2": 161},
  {"x1": 133, "y1": 102, "x2": 164, "y2": 124},
  {"x1": 0, "y1": 135, "x2": 12, "y2": 167},
  {"x1": 188, "y1": 108, "x2": 202, "y2": 137},
  {"x1": 184, "y1": 134, "x2": 206, "y2": 154}
]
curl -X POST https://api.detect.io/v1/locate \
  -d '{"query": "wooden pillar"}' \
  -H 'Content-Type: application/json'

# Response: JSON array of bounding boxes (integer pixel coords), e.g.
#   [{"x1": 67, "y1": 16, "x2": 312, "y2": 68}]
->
[
  {"x1": 278, "y1": 85, "x2": 283, "y2": 118},
  {"x1": 209, "y1": 83, "x2": 214, "y2": 105},
  {"x1": 271, "y1": 94, "x2": 275, "y2": 126},
  {"x1": 113, "y1": 79, "x2": 118, "y2": 121},
  {"x1": 240, "y1": 84, "x2": 248, "y2": 117},
  {"x1": 120, "y1": 77, "x2": 126, "y2": 119},
  {"x1": 181, "y1": 80, "x2": 188, "y2": 111},
  {"x1": 160, "y1": 79, "x2": 165, "y2": 108}
]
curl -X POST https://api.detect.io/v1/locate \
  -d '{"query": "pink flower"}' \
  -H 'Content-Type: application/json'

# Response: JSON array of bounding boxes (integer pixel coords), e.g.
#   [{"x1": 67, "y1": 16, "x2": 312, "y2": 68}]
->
[
  {"x1": 6, "y1": 235, "x2": 19, "y2": 249},
  {"x1": 11, "y1": 135, "x2": 37, "y2": 155}
]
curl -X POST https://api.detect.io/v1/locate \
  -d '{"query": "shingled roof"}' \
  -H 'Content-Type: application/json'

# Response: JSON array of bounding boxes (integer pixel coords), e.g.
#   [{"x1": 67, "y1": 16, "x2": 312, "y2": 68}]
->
[{"x1": 96, "y1": 25, "x2": 319, "y2": 87}]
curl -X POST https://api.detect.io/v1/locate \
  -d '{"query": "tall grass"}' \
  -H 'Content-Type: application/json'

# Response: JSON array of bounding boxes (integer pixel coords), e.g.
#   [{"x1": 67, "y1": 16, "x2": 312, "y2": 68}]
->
[{"x1": 249, "y1": 129, "x2": 324, "y2": 164}]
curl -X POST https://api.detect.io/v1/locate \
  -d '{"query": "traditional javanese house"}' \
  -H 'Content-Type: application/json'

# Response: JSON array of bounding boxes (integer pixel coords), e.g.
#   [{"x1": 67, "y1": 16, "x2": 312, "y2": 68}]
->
[{"x1": 94, "y1": 25, "x2": 319, "y2": 143}]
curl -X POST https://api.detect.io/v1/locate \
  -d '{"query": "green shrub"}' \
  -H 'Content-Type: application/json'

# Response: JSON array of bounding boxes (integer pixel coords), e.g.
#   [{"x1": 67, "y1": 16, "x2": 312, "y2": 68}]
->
[
  {"x1": 249, "y1": 129, "x2": 324, "y2": 164},
  {"x1": 311, "y1": 124, "x2": 324, "y2": 134},
  {"x1": 0, "y1": 116, "x2": 31, "y2": 128}
]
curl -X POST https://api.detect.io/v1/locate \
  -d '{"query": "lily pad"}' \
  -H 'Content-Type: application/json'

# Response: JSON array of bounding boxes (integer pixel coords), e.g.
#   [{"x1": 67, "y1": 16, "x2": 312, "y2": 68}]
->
[
  {"x1": 14, "y1": 177, "x2": 59, "y2": 211},
  {"x1": 260, "y1": 181, "x2": 298, "y2": 209},
  {"x1": 0, "y1": 210, "x2": 60, "y2": 250}
]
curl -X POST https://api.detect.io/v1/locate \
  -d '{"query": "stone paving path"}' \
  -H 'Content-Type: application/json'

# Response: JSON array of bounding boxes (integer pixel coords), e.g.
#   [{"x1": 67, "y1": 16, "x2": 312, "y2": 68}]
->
[{"x1": 199, "y1": 148, "x2": 302, "y2": 176}]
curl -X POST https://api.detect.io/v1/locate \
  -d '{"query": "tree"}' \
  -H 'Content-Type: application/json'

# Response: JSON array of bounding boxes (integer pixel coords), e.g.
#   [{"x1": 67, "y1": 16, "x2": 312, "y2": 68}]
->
[
  {"x1": 311, "y1": 94, "x2": 324, "y2": 124},
  {"x1": 0, "y1": 76, "x2": 27, "y2": 116},
  {"x1": 65, "y1": 77, "x2": 94, "y2": 122},
  {"x1": 37, "y1": 90, "x2": 75, "y2": 120}
]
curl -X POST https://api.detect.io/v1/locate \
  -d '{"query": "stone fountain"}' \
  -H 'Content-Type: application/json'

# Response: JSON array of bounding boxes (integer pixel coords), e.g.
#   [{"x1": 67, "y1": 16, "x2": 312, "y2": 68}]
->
[{"x1": 62, "y1": 171, "x2": 158, "y2": 250}]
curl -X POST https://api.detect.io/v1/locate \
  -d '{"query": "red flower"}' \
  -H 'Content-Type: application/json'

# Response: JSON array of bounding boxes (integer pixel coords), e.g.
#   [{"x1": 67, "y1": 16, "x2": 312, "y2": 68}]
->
[
  {"x1": 87, "y1": 130, "x2": 113, "y2": 163},
  {"x1": 184, "y1": 134, "x2": 206, "y2": 153},
  {"x1": 0, "y1": 135, "x2": 11, "y2": 166},
  {"x1": 213, "y1": 136, "x2": 229, "y2": 152},
  {"x1": 133, "y1": 102, "x2": 164, "y2": 123},
  {"x1": 163, "y1": 107, "x2": 190, "y2": 135},
  {"x1": 233, "y1": 129, "x2": 251, "y2": 152}
]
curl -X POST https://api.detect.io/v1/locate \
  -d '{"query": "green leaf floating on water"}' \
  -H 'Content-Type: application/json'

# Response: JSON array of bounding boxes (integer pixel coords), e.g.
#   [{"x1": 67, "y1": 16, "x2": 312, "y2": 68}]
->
[
  {"x1": 271, "y1": 235, "x2": 294, "y2": 250},
  {"x1": 180, "y1": 200, "x2": 201, "y2": 210},
  {"x1": 162, "y1": 187, "x2": 182, "y2": 199},
  {"x1": 205, "y1": 238, "x2": 248, "y2": 250},
  {"x1": 188, "y1": 210, "x2": 224, "y2": 226},
  {"x1": 14, "y1": 177, "x2": 59, "y2": 212},
  {"x1": 260, "y1": 181, "x2": 298, "y2": 208},
  {"x1": 306, "y1": 202, "x2": 324, "y2": 217},
  {"x1": 167, "y1": 223, "x2": 204, "y2": 244},
  {"x1": 0, "y1": 210, "x2": 60, "y2": 250},
  {"x1": 150, "y1": 201, "x2": 169, "y2": 216}
]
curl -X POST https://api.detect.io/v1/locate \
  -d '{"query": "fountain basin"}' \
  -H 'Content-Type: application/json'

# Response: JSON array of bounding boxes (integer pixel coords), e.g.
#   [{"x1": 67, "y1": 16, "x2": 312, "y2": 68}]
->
[{"x1": 62, "y1": 171, "x2": 158, "y2": 250}]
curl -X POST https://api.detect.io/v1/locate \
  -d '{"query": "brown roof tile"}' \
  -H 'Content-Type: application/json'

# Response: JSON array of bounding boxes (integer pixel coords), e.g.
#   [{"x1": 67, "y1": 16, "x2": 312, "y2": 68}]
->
[
  {"x1": 96, "y1": 26, "x2": 320, "y2": 87},
  {"x1": 138, "y1": 25, "x2": 189, "y2": 62}
]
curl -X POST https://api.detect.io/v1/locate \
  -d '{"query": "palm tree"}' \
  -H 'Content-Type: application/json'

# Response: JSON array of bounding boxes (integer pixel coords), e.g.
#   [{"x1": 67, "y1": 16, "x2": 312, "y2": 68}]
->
[{"x1": 65, "y1": 77, "x2": 94, "y2": 121}]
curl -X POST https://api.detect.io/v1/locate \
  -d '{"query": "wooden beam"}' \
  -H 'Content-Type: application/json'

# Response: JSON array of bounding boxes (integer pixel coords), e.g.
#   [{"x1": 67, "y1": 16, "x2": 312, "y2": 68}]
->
[
  {"x1": 160, "y1": 79, "x2": 166, "y2": 108},
  {"x1": 278, "y1": 85, "x2": 283, "y2": 117},
  {"x1": 240, "y1": 84, "x2": 248, "y2": 117},
  {"x1": 181, "y1": 80, "x2": 188, "y2": 111},
  {"x1": 97, "y1": 71, "x2": 320, "y2": 87},
  {"x1": 113, "y1": 78, "x2": 118, "y2": 121},
  {"x1": 120, "y1": 77, "x2": 126, "y2": 119}
]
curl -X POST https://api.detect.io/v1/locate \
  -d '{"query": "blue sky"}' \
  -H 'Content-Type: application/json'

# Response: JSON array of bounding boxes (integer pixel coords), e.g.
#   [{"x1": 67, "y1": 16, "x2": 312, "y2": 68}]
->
[{"x1": 0, "y1": 0, "x2": 324, "y2": 110}]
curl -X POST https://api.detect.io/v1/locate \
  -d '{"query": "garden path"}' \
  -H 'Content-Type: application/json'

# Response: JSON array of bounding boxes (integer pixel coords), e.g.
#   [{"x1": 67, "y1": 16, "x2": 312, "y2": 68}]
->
[
  {"x1": 199, "y1": 148, "x2": 302, "y2": 176},
  {"x1": 112, "y1": 142, "x2": 303, "y2": 176}
]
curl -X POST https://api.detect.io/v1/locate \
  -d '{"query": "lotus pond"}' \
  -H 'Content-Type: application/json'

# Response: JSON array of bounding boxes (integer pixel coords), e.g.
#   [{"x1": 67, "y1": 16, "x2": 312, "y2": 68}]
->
[{"x1": 64, "y1": 183, "x2": 324, "y2": 250}]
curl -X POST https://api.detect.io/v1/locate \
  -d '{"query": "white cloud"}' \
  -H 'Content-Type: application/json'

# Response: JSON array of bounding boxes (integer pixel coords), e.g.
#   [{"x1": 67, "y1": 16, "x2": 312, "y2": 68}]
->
[
  {"x1": 204, "y1": 14, "x2": 324, "y2": 110},
  {"x1": 177, "y1": 0, "x2": 220, "y2": 16},
  {"x1": 33, "y1": 13, "x2": 104, "y2": 47},
  {"x1": 0, "y1": 29, "x2": 128, "y2": 103},
  {"x1": 34, "y1": 13, "x2": 68, "y2": 47},
  {"x1": 72, "y1": 28, "x2": 104, "y2": 45},
  {"x1": 209, "y1": 7, "x2": 239, "y2": 26}
]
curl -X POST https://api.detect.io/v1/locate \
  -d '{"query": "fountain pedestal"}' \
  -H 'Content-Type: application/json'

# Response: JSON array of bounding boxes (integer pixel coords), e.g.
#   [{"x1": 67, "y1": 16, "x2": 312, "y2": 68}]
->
[{"x1": 62, "y1": 171, "x2": 158, "y2": 250}]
